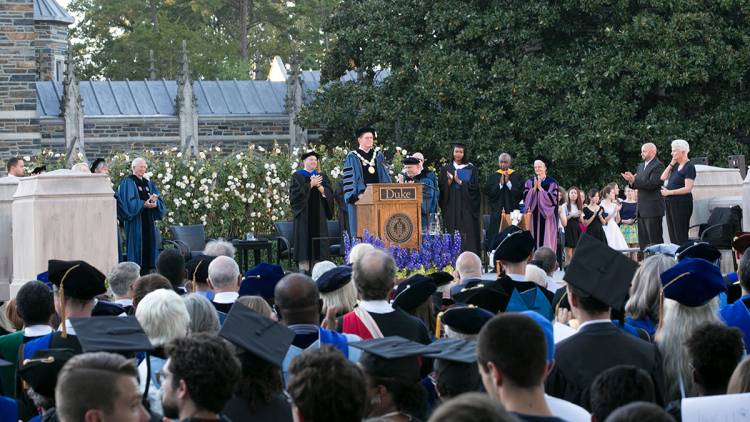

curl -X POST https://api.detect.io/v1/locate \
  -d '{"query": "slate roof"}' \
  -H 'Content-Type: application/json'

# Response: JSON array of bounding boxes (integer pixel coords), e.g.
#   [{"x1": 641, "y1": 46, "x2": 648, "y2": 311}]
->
[{"x1": 34, "y1": 0, "x2": 75, "y2": 24}]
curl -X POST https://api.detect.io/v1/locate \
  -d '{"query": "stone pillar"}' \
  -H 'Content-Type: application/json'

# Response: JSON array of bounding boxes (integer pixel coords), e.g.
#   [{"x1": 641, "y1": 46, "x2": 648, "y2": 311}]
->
[
  {"x1": 11, "y1": 170, "x2": 117, "y2": 296},
  {"x1": 0, "y1": 177, "x2": 19, "y2": 300},
  {"x1": 62, "y1": 42, "x2": 86, "y2": 164},
  {"x1": 176, "y1": 40, "x2": 198, "y2": 155}
]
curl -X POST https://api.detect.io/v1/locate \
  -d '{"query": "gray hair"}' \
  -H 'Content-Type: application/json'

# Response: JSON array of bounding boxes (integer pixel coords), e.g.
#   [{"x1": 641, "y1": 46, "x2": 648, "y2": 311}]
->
[
  {"x1": 444, "y1": 325, "x2": 477, "y2": 341},
  {"x1": 203, "y1": 239, "x2": 236, "y2": 259},
  {"x1": 625, "y1": 255, "x2": 675, "y2": 322},
  {"x1": 455, "y1": 252, "x2": 482, "y2": 279},
  {"x1": 207, "y1": 256, "x2": 240, "y2": 289},
  {"x1": 352, "y1": 249, "x2": 395, "y2": 300},
  {"x1": 739, "y1": 249, "x2": 750, "y2": 291},
  {"x1": 656, "y1": 298, "x2": 721, "y2": 401},
  {"x1": 107, "y1": 262, "x2": 141, "y2": 297},
  {"x1": 671, "y1": 139, "x2": 690, "y2": 153},
  {"x1": 181, "y1": 293, "x2": 220, "y2": 334},
  {"x1": 498, "y1": 153, "x2": 511, "y2": 163},
  {"x1": 236, "y1": 296, "x2": 275, "y2": 319},
  {"x1": 347, "y1": 243, "x2": 375, "y2": 265},
  {"x1": 525, "y1": 264, "x2": 548, "y2": 289},
  {"x1": 131, "y1": 157, "x2": 146, "y2": 169},
  {"x1": 320, "y1": 280, "x2": 358, "y2": 316},
  {"x1": 71, "y1": 163, "x2": 90, "y2": 173},
  {"x1": 311, "y1": 260, "x2": 337, "y2": 281},
  {"x1": 27, "y1": 386, "x2": 54, "y2": 410},
  {"x1": 136, "y1": 289, "x2": 190, "y2": 346}
]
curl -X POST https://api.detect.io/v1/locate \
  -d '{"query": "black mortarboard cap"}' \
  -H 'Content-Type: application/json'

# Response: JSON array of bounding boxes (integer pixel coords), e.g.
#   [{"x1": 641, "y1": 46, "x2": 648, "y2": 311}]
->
[
  {"x1": 429, "y1": 271, "x2": 454, "y2": 287},
  {"x1": 423, "y1": 338, "x2": 477, "y2": 364},
  {"x1": 452, "y1": 283, "x2": 508, "y2": 314},
  {"x1": 660, "y1": 257, "x2": 726, "y2": 307},
  {"x1": 219, "y1": 302, "x2": 294, "y2": 367},
  {"x1": 18, "y1": 349, "x2": 76, "y2": 398},
  {"x1": 48, "y1": 259, "x2": 107, "y2": 300},
  {"x1": 300, "y1": 151, "x2": 319, "y2": 161},
  {"x1": 186, "y1": 254, "x2": 216, "y2": 285},
  {"x1": 316, "y1": 265, "x2": 352, "y2": 293},
  {"x1": 563, "y1": 233, "x2": 638, "y2": 309},
  {"x1": 440, "y1": 306, "x2": 494, "y2": 335},
  {"x1": 19, "y1": 349, "x2": 76, "y2": 397},
  {"x1": 392, "y1": 275, "x2": 437, "y2": 312},
  {"x1": 676, "y1": 241, "x2": 721, "y2": 263},
  {"x1": 69, "y1": 316, "x2": 154, "y2": 353},
  {"x1": 355, "y1": 127, "x2": 376, "y2": 139},
  {"x1": 90, "y1": 158, "x2": 106, "y2": 173},
  {"x1": 31, "y1": 165, "x2": 46, "y2": 175},
  {"x1": 350, "y1": 336, "x2": 430, "y2": 383},
  {"x1": 493, "y1": 226, "x2": 534, "y2": 263},
  {"x1": 402, "y1": 157, "x2": 420, "y2": 165}
]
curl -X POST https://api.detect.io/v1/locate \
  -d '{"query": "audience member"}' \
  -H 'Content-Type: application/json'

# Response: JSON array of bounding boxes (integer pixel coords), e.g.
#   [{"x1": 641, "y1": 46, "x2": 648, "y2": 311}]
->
[
  {"x1": 288, "y1": 346, "x2": 367, "y2": 422},
  {"x1": 589, "y1": 366, "x2": 657, "y2": 421},
  {"x1": 6, "y1": 156, "x2": 25, "y2": 177},
  {"x1": 450, "y1": 252, "x2": 484, "y2": 296},
  {"x1": 311, "y1": 260, "x2": 336, "y2": 280},
  {"x1": 428, "y1": 393, "x2": 518, "y2": 422},
  {"x1": 685, "y1": 322, "x2": 744, "y2": 397},
  {"x1": 533, "y1": 247, "x2": 560, "y2": 291},
  {"x1": 185, "y1": 254, "x2": 216, "y2": 300},
  {"x1": 342, "y1": 249, "x2": 431, "y2": 344},
  {"x1": 624, "y1": 254, "x2": 674, "y2": 337},
  {"x1": 316, "y1": 265, "x2": 357, "y2": 317},
  {"x1": 156, "y1": 248, "x2": 187, "y2": 293},
  {"x1": 107, "y1": 261, "x2": 141, "y2": 315},
  {"x1": 347, "y1": 242, "x2": 375, "y2": 265},
  {"x1": 238, "y1": 262, "x2": 285, "y2": 303},
  {"x1": 392, "y1": 274, "x2": 437, "y2": 337},
  {"x1": 236, "y1": 295, "x2": 277, "y2": 320},
  {"x1": 208, "y1": 256, "x2": 241, "y2": 314},
  {"x1": 203, "y1": 238, "x2": 236, "y2": 259},
  {"x1": 182, "y1": 293, "x2": 220, "y2": 334},
  {"x1": 18, "y1": 348, "x2": 76, "y2": 421},
  {"x1": 424, "y1": 339, "x2": 482, "y2": 402},
  {"x1": 56, "y1": 352, "x2": 148, "y2": 422},
  {"x1": 721, "y1": 248, "x2": 750, "y2": 351},
  {"x1": 161, "y1": 333, "x2": 241, "y2": 421},
  {"x1": 727, "y1": 357, "x2": 750, "y2": 394},
  {"x1": 132, "y1": 273, "x2": 172, "y2": 310},
  {"x1": 439, "y1": 306, "x2": 493, "y2": 341},
  {"x1": 603, "y1": 402, "x2": 674, "y2": 422},
  {"x1": 136, "y1": 288, "x2": 190, "y2": 414},
  {"x1": 477, "y1": 313, "x2": 563, "y2": 421}
]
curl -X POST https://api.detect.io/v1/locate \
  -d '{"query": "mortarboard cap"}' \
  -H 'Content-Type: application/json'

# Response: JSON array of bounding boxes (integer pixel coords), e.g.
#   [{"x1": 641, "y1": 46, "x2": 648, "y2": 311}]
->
[
  {"x1": 429, "y1": 271, "x2": 454, "y2": 287},
  {"x1": 18, "y1": 349, "x2": 76, "y2": 397},
  {"x1": 392, "y1": 275, "x2": 437, "y2": 312},
  {"x1": 186, "y1": 254, "x2": 216, "y2": 286},
  {"x1": 676, "y1": 241, "x2": 721, "y2": 263},
  {"x1": 90, "y1": 158, "x2": 106, "y2": 173},
  {"x1": 440, "y1": 306, "x2": 493, "y2": 335},
  {"x1": 492, "y1": 226, "x2": 534, "y2": 263},
  {"x1": 316, "y1": 265, "x2": 352, "y2": 293},
  {"x1": 452, "y1": 283, "x2": 508, "y2": 314},
  {"x1": 660, "y1": 257, "x2": 726, "y2": 307},
  {"x1": 69, "y1": 316, "x2": 154, "y2": 353},
  {"x1": 49, "y1": 259, "x2": 107, "y2": 338},
  {"x1": 520, "y1": 311, "x2": 554, "y2": 363},
  {"x1": 219, "y1": 302, "x2": 294, "y2": 367},
  {"x1": 563, "y1": 233, "x2": 638, "y2": 310},
  {"x1": 732, "y1": 232, "x2": 750, "y2": 255},
  {"x1": 239, "y1": 263, "x2": 285, "y2": 299},
  {"x1": 355, "y1": 127, "x2": 376, "y2": 139},
  {"x1": 31, "y1": 165, "x2": 46, "y2": 175},
  {"x1": 402, "y1": 157, "x2": 420, "y2": 166},
  {"x1": 350, "y1": 336, "x2": 430, "y2": 383},
  {"x1": 300, "y1": 151, "x2": 319, "y2": 161},
  {"x1": 423, "y1": 338, "x2": 476, "y2": 364}
]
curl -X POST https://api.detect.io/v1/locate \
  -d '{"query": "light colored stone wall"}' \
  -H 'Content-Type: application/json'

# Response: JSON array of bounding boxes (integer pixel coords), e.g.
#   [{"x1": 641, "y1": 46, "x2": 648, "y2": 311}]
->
[{"x1": 0, "y1": 177, "x2": 19, "y2": 300}]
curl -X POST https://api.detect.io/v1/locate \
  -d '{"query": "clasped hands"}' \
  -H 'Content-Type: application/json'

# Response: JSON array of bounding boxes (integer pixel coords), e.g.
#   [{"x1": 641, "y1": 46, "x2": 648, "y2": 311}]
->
[
  {"x1": 309, "y1": 175, "x2": 325, "y2": 192},
  {"x1": 144, "y1": 194, "x2": 158, "y2": 209}
]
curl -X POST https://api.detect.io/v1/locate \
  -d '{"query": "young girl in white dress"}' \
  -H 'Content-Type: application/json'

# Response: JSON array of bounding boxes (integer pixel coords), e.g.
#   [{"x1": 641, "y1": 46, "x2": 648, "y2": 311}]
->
[{"x1": 600, "y1": 185, "x2": 629, "y2": 251}]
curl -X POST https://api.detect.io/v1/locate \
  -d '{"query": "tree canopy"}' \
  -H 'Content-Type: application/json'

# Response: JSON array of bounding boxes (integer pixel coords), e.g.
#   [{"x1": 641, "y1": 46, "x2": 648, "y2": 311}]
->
[{"x1": 299, "y1": 0, "x2": 750, "y2": 187}]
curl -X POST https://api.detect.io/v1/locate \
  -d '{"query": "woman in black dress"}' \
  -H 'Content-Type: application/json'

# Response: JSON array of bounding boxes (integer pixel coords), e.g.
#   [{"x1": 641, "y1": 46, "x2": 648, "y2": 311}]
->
[
  {"x1": 660, "y1": 139, "x2": 696, "y2": 245},
  {"x1": 563, "y1": 186, "x2": 584, "y2": 261},
  {"x1": 582, "y1": 188, "x2": 607, "y2": 243}
]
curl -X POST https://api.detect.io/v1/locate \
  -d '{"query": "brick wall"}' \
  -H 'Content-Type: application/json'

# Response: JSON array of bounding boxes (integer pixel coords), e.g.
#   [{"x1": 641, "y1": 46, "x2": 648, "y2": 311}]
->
[
  {"x1": 197, "y1": 117, "x2": 289, "y2": 138},
  {"x1": 34, "y1": 22, "x2": 68, "y2": 81}
]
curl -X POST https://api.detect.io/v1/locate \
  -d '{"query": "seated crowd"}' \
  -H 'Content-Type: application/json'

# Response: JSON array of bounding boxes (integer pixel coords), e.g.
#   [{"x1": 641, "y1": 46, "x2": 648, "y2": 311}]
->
[{"x1": 0, "y1": 232, "x2": 749, "y2": 422}]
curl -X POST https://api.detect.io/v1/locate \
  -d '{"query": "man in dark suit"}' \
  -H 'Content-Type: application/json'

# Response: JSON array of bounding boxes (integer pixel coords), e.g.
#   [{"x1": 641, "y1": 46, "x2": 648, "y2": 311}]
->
[
  {"x1": 621, "y1": 143, "x2": 665, "y2": 249},
  {"x1": 545, "y1": 235, "x2": 665, "y2": 409}
]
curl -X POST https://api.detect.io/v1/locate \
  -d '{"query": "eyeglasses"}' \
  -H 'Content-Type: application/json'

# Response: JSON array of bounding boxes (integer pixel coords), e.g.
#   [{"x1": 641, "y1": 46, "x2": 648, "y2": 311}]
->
[{"x1": 156, "y1": 369, "x2": 168, "y2": 385}]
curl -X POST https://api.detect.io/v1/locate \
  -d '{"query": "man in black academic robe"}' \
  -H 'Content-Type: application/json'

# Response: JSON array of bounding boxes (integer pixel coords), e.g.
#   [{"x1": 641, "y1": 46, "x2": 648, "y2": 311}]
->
[
  {"x1": 290, "y1": 151, "x2": 333, "y2": 270},
  {"x1": 485, "y1": 153, "x2": 524, "y2": 251},
  {"x1": 438, "y1": 144, "x2": 481, "y2": 254}
]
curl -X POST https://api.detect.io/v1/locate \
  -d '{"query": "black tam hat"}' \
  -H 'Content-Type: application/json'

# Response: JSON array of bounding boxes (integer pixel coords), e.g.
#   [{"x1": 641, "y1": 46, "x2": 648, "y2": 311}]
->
[
  {"x1": 90, "y1": 158, "x2": 106, "y2": 173},
  {"x1": 355, "y1": 127, "x2": 376, "y2": 139}
]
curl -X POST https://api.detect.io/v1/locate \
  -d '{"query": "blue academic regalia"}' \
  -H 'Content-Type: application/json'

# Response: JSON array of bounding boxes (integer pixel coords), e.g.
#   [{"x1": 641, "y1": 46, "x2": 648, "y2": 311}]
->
[
  {"x1": 720, "y1": 293, "x2": 750, "y2": 351},
  {"x1": 414, "y1": 171, "x2": 438, "y2": 231},
  {"x1": 116, "y1": 176, "x2": 165, "y2": 268},
  {"x1": 342, "y1": 151, "x2": 391, "y2": 237}
]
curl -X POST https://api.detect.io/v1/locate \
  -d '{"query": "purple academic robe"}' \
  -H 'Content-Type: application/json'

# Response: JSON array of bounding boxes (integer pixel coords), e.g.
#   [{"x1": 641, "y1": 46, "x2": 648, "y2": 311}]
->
[{"x1": 523, "y1": 177, "x2": 559, "y2": 253}]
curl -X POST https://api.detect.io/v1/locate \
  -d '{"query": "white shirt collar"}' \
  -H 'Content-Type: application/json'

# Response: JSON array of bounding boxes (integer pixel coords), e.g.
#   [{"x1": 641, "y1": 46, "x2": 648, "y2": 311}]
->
[
  {"x1": 577, "y1": 319, "x2": 612, "y2": 330},
  {"x1": 24, "y1": 324, "x2": 53, "y2": 337},
  {"x1": 507, "y1": 273, "x2": 526, "y2": 282},
  {"x1": 114, "y1": 298, "x2": 133, "y2": 307},
  {"x1": 359, "y1": 300, "x2": 395, "y2": 314},
  {"x1": 453, "y1": 162, "x2": 468, "y2": 170},
  {"x1": 213, "y1": 291, "x2": 239, "y2": 304},
  {"x1": 644, "y1": 159, "x2": 652, "y2": 168},
  {"x1": 59, "y1": 319, "x2": 76, "y2": 336}
]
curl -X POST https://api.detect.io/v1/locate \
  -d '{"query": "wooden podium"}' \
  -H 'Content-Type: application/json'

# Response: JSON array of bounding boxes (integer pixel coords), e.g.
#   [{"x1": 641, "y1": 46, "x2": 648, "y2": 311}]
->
[{"x1": 356, "y1": 183, "x2": 423, "y2": 249}]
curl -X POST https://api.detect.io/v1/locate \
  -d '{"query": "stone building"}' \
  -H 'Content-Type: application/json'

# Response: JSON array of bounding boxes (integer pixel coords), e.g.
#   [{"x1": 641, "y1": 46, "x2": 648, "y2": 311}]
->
[{"x1": 0, "y1": 0, "x2": 318, "y2": 166}]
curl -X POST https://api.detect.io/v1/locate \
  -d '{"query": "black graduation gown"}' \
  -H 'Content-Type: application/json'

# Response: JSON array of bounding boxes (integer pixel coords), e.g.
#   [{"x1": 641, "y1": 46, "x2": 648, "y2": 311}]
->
[
  {"x1": 223, "y1": 394, "x2": 293, "y2": 422},
  {"x1": 438, "y1": 163, "x2": 481, "y2": 254},
  {"x1": 485, "y1": 170, "x2": 525, "y2": 250},
  {"x1": 290, "y1": 172, "x2": 333, "y2": 262}
]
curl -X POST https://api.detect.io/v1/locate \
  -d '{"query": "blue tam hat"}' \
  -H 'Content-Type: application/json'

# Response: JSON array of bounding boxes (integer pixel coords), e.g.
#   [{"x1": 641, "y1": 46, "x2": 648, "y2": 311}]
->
[
  {"x1": 521, "y1": 311, "x2": 555, "y2": 363},
  {"x1": 239, "y1": 263, "x2": 285, "y2": 299},
  {"x1": 660, "y1": 257, "x2": 726, "y2": 307},
  {"x1": 316, "y1": 266, "x2": 352, "y2": 294}
]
